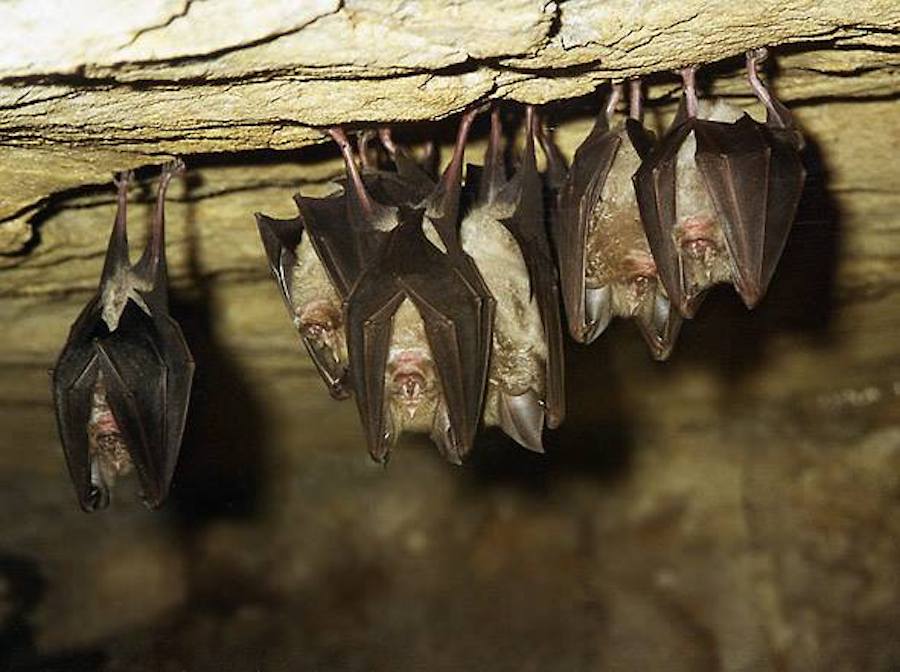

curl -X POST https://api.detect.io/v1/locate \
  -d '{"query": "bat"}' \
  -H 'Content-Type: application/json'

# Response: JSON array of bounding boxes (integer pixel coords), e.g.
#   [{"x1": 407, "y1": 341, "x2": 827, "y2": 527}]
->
[
  {"x1": 52, "y1": 161, "x2": 194, "y2": 511},
  {"x1": 342, "y1": 108, "x2": 496, "y2": 463},
  {"x1": 461, "y1": 106, "x2": 566, "y2": 451},
  {"x1": 633, "y1": 49, "x2": 806, "y2": 318},
  {"x1": 539, "y1": 81, "x2": 682, "y2": 360}
]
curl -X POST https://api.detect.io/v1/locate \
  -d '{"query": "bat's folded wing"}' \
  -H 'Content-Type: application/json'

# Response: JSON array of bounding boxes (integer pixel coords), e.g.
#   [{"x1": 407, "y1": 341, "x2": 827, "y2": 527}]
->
[
  {"x1": 694, "y1": 115, "x2": 805, "y2": 308},
  {"x1": 346, "y1": 216, "x2": 493, "y2": 462},
  {"x1": 557, "y1": 118, "x2": 622, "y2": 342}
]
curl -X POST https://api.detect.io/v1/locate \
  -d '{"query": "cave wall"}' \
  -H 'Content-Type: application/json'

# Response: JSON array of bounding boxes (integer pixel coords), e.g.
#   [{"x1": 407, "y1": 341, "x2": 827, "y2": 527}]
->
[{"x1": 1, "y1": 2, "x2": 899, "y2": 671}]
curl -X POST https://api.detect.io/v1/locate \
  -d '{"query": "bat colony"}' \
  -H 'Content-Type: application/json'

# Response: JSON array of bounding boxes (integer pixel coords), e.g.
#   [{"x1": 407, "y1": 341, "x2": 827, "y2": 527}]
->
[{"x1": 53, "y1": 49, "x2": 805, "y2": 511}]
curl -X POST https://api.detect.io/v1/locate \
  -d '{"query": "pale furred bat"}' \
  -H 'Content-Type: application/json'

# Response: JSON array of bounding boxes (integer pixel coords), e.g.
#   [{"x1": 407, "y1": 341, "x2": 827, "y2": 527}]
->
[
  {"x1": 52, "y1": 161, "x2": 194, "y2": 511},
  {"x1": 461, "y1": 106, "x2": 565, "y2": 451},
  {"x1": 633, "y1": 49, "x2": 806, "y2": 318},
  {"x1": 540, "y1": 81, "x2": 682, "y2": 360},
  {"x1": 255, "y1": 128, "x2": 396, "y2": 400}
]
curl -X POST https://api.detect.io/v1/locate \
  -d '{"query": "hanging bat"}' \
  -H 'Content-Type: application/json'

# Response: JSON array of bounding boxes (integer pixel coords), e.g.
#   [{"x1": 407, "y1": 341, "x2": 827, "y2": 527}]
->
[
  {"x1": 52, "y1": 161, "x2": 194, "y2": 511},
  {"x1": 255, "y1": 129, "x2": 396, "y2": 400},
  {"x1": 461, "y1": 105, "x2": 565, "y2": 451},
  {"x1": 341, "y1": 108, "x2": 496, "y2": 464},
  {"x1": 538, "y1": 82, "x2": 682, "y2": 360},
  {"x1": 633, "y1": 49, "x2": 806, "y2": 318}
]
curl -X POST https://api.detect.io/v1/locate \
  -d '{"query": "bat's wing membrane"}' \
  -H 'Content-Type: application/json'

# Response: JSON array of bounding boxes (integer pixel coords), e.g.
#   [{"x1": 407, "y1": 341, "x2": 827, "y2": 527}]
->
[
  {"x1": 497, "y1": 124, "x2": 565, "y2": 428},
  {"x1": 53, "y1": 300, "x2": 104, "y2": 510},
  {"x1": 346, "y1": 215, "x2": 492, "y2": 462},
  {"x1": 96, "y1": 306, "x2": 170, "y2": 508},
  {"x1": 633, "y1": 121, "x2": 693, "y2": 316},
  {"x1": 557, "y1": 115, "x2": 623, "y2": 341},
  {"x1": 695, "y1": 115, "x2": 805, "y2": 308}
]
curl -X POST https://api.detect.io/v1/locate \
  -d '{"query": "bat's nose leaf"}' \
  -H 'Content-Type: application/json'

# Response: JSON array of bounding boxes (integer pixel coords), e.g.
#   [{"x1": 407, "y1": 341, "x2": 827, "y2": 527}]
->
[{"x1": 498, "y1": 390, "x2": 545, "y2": 453}]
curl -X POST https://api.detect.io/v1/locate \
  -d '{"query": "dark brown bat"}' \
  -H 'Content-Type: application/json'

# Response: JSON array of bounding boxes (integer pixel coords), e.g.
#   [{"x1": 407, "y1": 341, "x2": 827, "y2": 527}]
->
[
  {"x1": 538, "y1": 82, "x2": 682, "y2": 360},
  {"x1": 342, "y1": 108, "x2": 495, "y2": 463},
  {"x1": 633, "y1": 49, "x2": 806, "y2": 318},
  {"x1": 52, "y1": 161, "x2": 194, "y2": 511},
  {"x1": 461, "y1": 106, "x2": 565, "y2": 451}
]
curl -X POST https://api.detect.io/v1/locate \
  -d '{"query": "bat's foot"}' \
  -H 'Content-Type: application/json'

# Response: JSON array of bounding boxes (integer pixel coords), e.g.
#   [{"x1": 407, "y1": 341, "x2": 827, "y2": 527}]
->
[
  {"x1": 377, "y1": 127, "x2": 398, "y2": 157},
  {"x1": 161, "y1": 157, "x2": 186, "y2": 180},
  {"x1": 112, "y1": 170, "x2": 134, "y2": 192},
  {"x1": 747, "y1": 47, "x2": 769, "y2": 66}
]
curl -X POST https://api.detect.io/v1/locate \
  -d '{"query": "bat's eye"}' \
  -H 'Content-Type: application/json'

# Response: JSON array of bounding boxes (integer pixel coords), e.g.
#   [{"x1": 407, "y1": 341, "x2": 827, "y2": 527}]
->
[
  {"x1": 631, "y1": 274, "x2": 653, "y2": 295},
  {"x1": 302, "y1": 321, "x2": 331, "y2": 342}
]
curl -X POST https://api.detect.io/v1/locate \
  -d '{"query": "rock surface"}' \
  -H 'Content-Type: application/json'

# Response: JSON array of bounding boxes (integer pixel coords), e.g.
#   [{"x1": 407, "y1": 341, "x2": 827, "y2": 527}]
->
[{"x1": 1, "y1": 2, "x2": 899, "y2": 671}]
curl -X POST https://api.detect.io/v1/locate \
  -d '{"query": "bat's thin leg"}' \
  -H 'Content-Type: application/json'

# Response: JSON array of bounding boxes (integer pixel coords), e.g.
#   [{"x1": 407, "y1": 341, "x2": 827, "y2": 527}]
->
[
  {"x1": 628, "y1": 79, "x2": 643, "y2": 122},
  {"x1": 101, "y1": 171, "x2": 133, "y2": 276},
  {"x1": 532, "y1": 112, "x2": 568, "y2": 187},
  {"x1": 746, "y1": 48, "x2": 778, "y2": 119},
  {"x1": 441, "y1": 106, "x2": 482, "y2": 193},
  {"x1": 680, "y1": 66, "x2": 699, "y2": 118},
  {"x1": 605, "y1": 82, "x2": 623, "y2": 120},
  {"x1": 377, "y1": 127, "x2": 398, "y2": 157},
  {"x1": 478, "y1": 106, "x2": 506, "y2": 202},
  {"x1": 358, "y1": 130, "x2": 377, "y2": 169},
  {"x1": 148, "y1": 158, "x2": 185, "y2": 269},
  {"x1": 328, "y1": 127, "x2": 376, "y2": 220}
]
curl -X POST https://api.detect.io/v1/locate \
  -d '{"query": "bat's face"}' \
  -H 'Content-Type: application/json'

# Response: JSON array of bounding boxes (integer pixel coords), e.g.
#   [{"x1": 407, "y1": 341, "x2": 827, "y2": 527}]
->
[
  {"x1": 289, "y1": 237, "x2": 349, "y2": 384},
  {"x1": 383, "y1": 300, "x2": 443, "y2": 437},
  {"x1": 86, "y1": 373, "x2": 134, "y2": 508}
]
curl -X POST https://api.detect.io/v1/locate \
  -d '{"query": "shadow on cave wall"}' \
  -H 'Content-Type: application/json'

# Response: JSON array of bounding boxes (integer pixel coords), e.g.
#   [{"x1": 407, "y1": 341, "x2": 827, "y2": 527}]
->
[
  {"x1": 0, "y1": 553, "x2": 106, "y2": 672},
  {"x1": 166, "y1": 170, "x2": 269, "y2": 527}
]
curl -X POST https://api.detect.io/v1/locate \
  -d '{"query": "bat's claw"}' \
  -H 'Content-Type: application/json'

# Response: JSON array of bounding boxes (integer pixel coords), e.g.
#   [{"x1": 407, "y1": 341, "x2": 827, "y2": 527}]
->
[
  {"x1": 112, "y1": 170, "x2": 134, "y2": 191},
  {"x1": 161, "y1": 157, "x2": 186, "y2": 179},
  {"x1": 746, "y1": 47, "x2": 769, "y2": 66}
]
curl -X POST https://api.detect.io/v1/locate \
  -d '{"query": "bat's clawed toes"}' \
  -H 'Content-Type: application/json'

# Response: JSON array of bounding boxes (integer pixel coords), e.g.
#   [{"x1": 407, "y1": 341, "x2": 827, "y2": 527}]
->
[
  {"x1": 498, "y1": 390, "x2": 546, "y2": 453},
  {"x1": 112, "y1": 170, "x2": 134, "y2": 192},
  {"x1": 161, "y1": 157, "x2": 186, "y2": 178}
]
